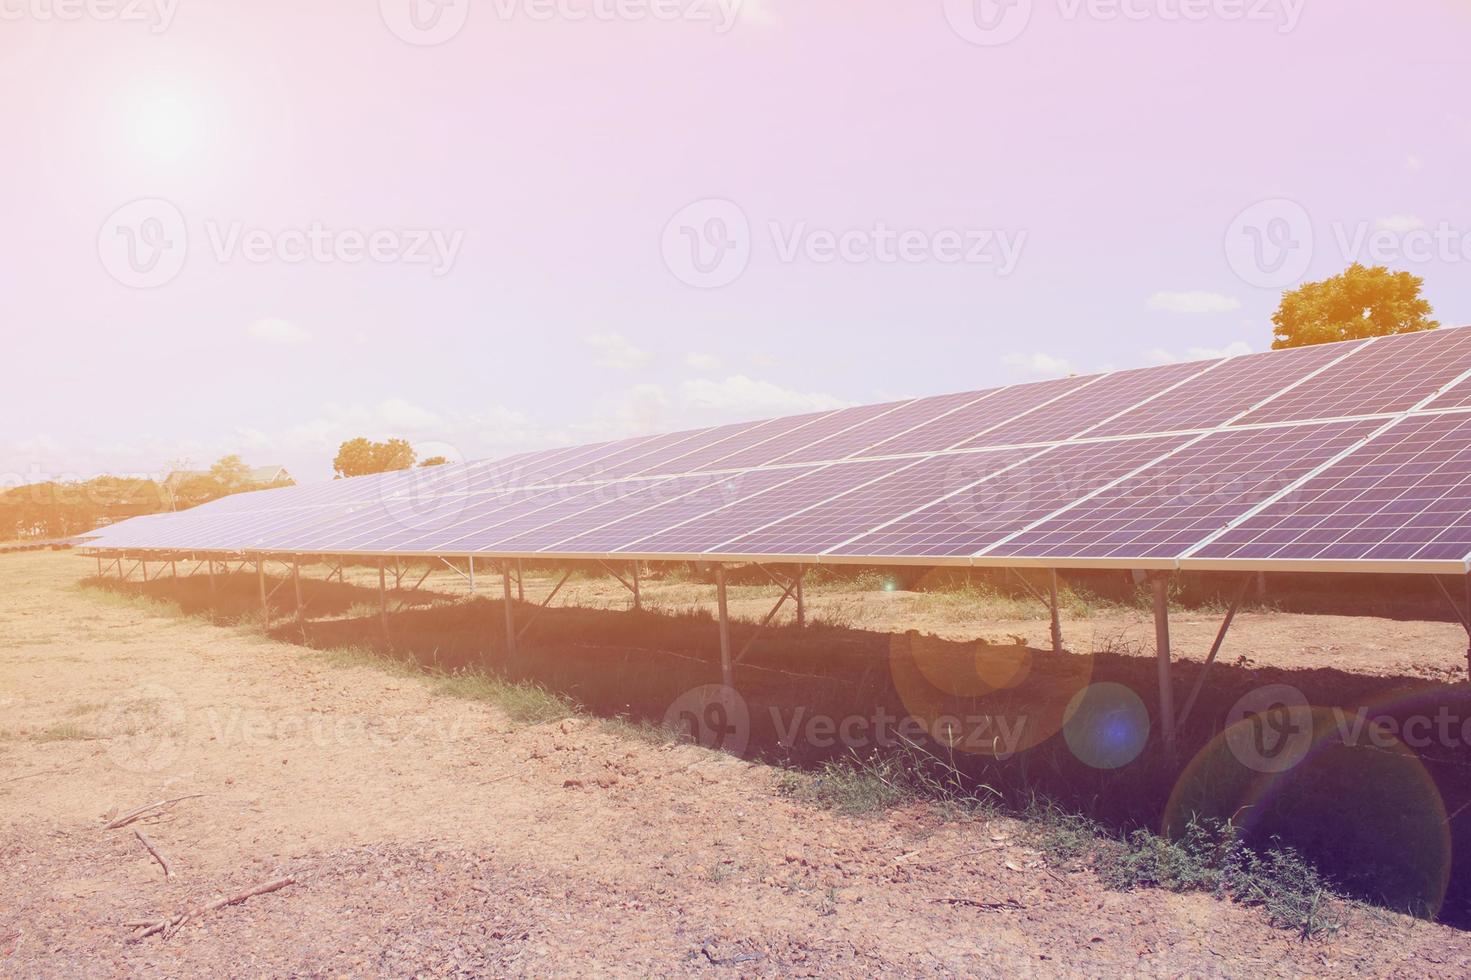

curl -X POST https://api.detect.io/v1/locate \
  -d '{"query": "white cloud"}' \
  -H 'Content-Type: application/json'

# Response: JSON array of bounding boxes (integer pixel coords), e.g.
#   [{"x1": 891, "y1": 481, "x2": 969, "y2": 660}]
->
[
  {"x1": 1147, "y1": 292, "x2": 1242, "y2": 315},
  {"x1": 1375, "y1": 214, "x2": 1425, "y2": 233},
  {"x1": 1144, "y1": 341, "x2": 1252, "y2": 365},
  {"x1": 1405, "y1": 154, "x2": 1423, "y2": 173},
  {"x1": 376, "y1": 397, "x2": 444, "y2": 431},
  {"x1": 246, "y1": 317, "x2": 311, "y2": 345},
  {"x1": 1003, "y1": 352, "x2": 1077, "y2": 377},
  {"x1": 584, "y1": 331, "x2": 652, "y2": 370},
  {"x1": 684, "y1": 352, "x2": 722, "y2": 371},
  {"x1": 680, "y1": 375, "x2": 853, "y2": 418}
]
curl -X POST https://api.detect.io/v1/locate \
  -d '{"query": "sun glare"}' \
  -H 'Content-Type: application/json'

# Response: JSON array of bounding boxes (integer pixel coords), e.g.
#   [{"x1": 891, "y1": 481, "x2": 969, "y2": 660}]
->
[{"x1": 130, "y1": 91, "x2": 201, "y2": 164}]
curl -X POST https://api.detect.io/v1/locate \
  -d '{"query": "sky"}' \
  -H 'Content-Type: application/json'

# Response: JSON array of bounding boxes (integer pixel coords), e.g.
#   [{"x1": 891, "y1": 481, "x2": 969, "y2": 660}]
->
[{"x1": 3, "y1": 0, "x2": 1470, "y2": 485}]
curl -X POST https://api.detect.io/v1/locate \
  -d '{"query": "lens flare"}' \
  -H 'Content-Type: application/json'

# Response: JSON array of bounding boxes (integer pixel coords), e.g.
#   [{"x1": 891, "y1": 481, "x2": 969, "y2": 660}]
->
[
  {"x1": 1062, "y1": 682, "x2": 1150, "y2": 770},
  {"x1": 1165, "y1": 704, "x2": 1451, "y2": 917}
]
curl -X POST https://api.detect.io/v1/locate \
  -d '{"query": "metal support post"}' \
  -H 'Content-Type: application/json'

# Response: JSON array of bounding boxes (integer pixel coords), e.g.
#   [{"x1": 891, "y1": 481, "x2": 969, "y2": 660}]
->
[
  {"x1": 502, "y1": 561, "x2": 518, "y2": 657},
  {"x1": 1152, "y1": 574, "x2": 1176, "y2": 758},
  {"x1": 1048, "y1": 569, "x2": 1063, "y2": 654},
  {"x1": 715, "y1": 564, "x2": 734, "y2": 690},
  {"x1": 631, "y1": 562, "x2": 641, "y2": 611},
  {"x1": 378, "y1": 560, "x2": 389, "y2": 638},
  {"x1": 258, "y1": 559, "x2": 269, "y2": 626},
  {"x1": 795, "y1": 565, "x2": 805, "y2": 628},
  {"x1": 293, "y1": 559, "x2": 303, "y2": 624}
]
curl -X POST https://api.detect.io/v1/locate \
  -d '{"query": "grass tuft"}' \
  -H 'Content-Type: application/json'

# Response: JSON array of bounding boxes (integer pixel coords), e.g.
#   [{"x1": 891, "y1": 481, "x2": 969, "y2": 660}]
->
[
  {"x1": 32, "y1": 721, "x2": 98, "y2": 742},
  {"x1": 432, "y1": 670, "x2": 580, "y2": 725},
  {"x1": 1030, "y1": 808, "x2": 1343, "y2": 940}
]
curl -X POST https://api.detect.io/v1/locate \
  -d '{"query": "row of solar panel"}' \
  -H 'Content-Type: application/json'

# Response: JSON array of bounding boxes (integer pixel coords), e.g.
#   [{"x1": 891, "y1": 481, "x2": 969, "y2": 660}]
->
[
  {"x1": 84, "y1": 406, "x2": 1471, "y2": 569},
  {"x1": 111, "y1": 328, "x2": 1471, "y2": 533}
]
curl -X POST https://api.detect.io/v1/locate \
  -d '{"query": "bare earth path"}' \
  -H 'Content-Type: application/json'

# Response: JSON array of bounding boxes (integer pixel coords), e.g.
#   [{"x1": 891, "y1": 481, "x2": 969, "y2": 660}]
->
[{"x1": 2, "y1": 551, "x2": 1469, "y2": 977}]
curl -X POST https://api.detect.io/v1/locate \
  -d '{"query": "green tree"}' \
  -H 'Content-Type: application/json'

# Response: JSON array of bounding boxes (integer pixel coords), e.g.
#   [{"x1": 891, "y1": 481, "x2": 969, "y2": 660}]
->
[
  {"x1": 333, "y1": 437, "x2": 417, "y2": 478},
  {"x1": 1271, "y1": 263, "x2": 1438, "y2": 350},
  {"x1": 208, "y1": 454, "x2": 252, "y2": 490},
  {"x1": 418, "y1": 456, "x2": 449, "y2": 468}
]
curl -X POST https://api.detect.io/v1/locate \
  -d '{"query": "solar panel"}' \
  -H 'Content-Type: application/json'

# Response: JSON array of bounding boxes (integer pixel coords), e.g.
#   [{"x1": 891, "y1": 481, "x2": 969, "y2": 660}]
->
[
  {"x1": 623, "y1": 411, "x2": 839, "y2": 478},
  {"x1": 955, "y1": 360, "x2": 1214, "y2": 448},
  {"x1": 1236, "y1": 329, "x2": 1471, "y2": 426},
  {"x1": 445, "y1": 475, "x2": 717, "y2": 553},
  {"x1": 769, "y1": 389, "x2": 1004, "y2": 464},
  {"x1": 613, "y1": 458, "x2": 904, "y2": 556},
  {"x1": 857, "y1": 374, "x2": 1094, "y2": 457},
  {"x1": 985, "y1": 420, "x2": 1380, "y2": 562},
  {"x1": 697, "y1": 401, "x2": 905, "y2": 471},
  {"x1": 574, "y1": 420, "x2": 765, "y2": 481},
  {"x1": 1186, "y1": 411, "x2": 1471, "y2": 565},
  {"x1": 81, "y1": 325, "x2": 1471, "y2": 573},
  {"x1": 720, "y1": 450, "x2": 1034, "y2": 557},
  {"x1": 832, "y1": 435, "x2": 1185, "y2": 558},
  {"x1": 1085, "y1": 341, "x2": 1361, "y2": 438},
  {"x1": 546, "y1": 466, "x2": 829, "y2": 554}
]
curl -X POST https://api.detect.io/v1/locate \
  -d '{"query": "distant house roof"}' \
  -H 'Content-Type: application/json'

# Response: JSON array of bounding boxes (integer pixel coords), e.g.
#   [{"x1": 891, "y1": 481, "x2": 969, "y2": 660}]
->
[{"x1": 164, "y1": 465, "x2": 293, "y2": 488}]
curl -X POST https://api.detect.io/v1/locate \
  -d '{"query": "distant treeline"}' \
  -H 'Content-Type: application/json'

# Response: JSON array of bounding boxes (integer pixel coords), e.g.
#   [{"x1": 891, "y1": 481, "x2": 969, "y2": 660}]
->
[{"x1": 0, "y1": 456, "x2": 291, "y2": 542}]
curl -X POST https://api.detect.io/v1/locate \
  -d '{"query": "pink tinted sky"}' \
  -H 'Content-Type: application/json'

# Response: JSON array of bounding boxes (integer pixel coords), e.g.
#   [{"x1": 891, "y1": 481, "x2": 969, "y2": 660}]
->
[{"x1": 2, "y1": 0, "x2": 1469, "y2": 484}]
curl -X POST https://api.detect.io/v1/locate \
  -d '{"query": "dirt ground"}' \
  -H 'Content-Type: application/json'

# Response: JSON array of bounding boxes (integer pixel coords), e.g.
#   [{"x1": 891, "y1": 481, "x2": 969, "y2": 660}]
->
[{"x1": 4, "y1": 551, "x2": 1471, "y2": 977}]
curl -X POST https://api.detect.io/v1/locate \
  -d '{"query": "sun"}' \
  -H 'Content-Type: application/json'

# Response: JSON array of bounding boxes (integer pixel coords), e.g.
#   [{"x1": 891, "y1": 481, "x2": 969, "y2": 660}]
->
[{"x1": 130, "y1": 90, "x2": 202, "y2": 164}]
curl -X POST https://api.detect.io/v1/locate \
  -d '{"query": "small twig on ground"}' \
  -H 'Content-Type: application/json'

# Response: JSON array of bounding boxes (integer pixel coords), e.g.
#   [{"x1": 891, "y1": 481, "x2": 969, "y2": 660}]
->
[
  {"x1": 933, "y1": 897, "x2": 1024, "y2": 911},
  {"x1": 133, "y1": 829, "x2": 173, "y2": 878},
  {"x1": 126, "y1": 875, "x2": 296, "y2": 941},
  {"x1": 103, "y1": 795, "x2": 204, "y2": 830},
  {"x1": 701, "y1": 944, "x2": 764, "y2": 967},
  {"x1": 0, "y1": 768, "x2": 65, "y2": 785}
]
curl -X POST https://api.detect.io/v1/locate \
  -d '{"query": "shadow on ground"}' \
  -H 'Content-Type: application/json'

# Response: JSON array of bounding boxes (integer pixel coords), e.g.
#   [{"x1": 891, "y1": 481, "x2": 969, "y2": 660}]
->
[{"x1": 91, "y1": 565, "x2": 1471, "y2": 928}]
